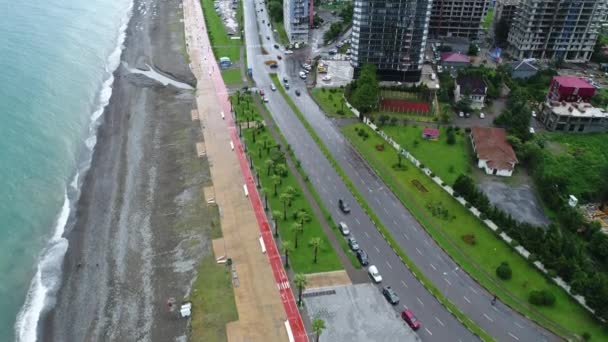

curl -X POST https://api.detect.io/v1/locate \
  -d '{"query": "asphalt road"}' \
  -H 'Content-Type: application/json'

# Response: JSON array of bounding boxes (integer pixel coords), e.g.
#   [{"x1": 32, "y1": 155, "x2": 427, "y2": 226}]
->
[{"x1": 242, "y1": 1, "x2": 558, "y2": 341}]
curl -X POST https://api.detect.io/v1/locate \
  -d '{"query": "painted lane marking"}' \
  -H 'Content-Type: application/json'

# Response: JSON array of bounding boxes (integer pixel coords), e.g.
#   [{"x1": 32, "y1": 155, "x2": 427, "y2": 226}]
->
[
  {"x1": 513, "y1": 322, "x2": 524, "y2": 329},
  {"x1": 374, "y1": 245, "x2": 380, "y2": 253},
  {"x1": 424, "y1": 240, "x2": 430, "y2": 246},
  {"x1": 416, "y1": 297, "x2": 424, "y2": 306},
  {"x1": 383, "y1": 207, "x2": 389, "y2": 214},
  {"x1": 402, "y1": 232, "x2": 410, "y2": 240},
  {"x1": 415, "y1": 247, "x2": 422, "y2": 255},
  {"x1": 444, "y1": 278, "x2": 452, "y2": 286},
  {"x1": 425, "y1": 328, "x2": 432, "y2": 336},
  {"x1": 434, "y1": 316, "x2": 445, "y2": 327},
  {"x1": 430, "y1": 264, "x2": 437, "y2": 271},
  {"x1": 364, "y1": 231, "x2": 370, "y2": 238},
  {"x1": 483, "y1": 313, "x2": 494, "y2": 322},
  {"x1": 463, "y1": 296, "x2": 471, "y2": 303},
  {"x1": 355, "y1": 218, "x2": 361, "y2": 225},
  {"x1": 375, "y1": 197, "x2": 381, "y2": 205},
  {"x1": 386, "y1": 261, "x2": 393, "y2": 269},
  {"x1": 393, "y1": 219, "x2": 399, "y2": 226},
  {"x1": 508, "y1": 332, "x2": 520, "y2": 341},
  {"x1": 392, "y1": 201, "x2": 397, "y2": 207},
  {"x1": 401, "y1": 280, "x2": 408, "y2": 288},
  {"x1": 469, "y1": 286, "x2": 479, "y2": 294}
]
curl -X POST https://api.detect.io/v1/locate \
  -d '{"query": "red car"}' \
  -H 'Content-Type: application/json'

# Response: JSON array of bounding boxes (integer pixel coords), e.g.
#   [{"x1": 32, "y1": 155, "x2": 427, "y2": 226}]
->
[
  {"x1": 401, "y1": 309, "x2": 421, "y2": 330},
  {"x1": 277, "y1": 55, "x2": 282, "y2": 60},
  {"x1": 260, "y1": 89, "x2": 265, "y2": 97}
]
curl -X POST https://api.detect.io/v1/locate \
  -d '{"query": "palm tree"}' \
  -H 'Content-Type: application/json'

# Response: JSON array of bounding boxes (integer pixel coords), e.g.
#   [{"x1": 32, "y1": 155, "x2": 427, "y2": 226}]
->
[
  {"x1": 309, "y1": 237, "x2": 322, "y2": 264},
  {"x1": 312, "y1": 317, "x2": 326, "y2": 342},
  {"x1": 297, "y1": 209, "x2": 311, "y2": 228},
  {"x1": 284, "y1": 185, "x2": 296, "y2": 206},
  {"x1": 282, "y1": 241, "x2": 292, "y2": 268},
  {"x1": 265, "y1": 159, "x2": 275, "y2": 176},
  {"x1": 271, "y1": 174, "x2": 281, "y2": 196},
  {"x1": 275, "y1": 163, "x2": 288, "y2": 181},
  {"x1": 291, "y1": 222, "x2": 303, "y2": 248},
  {"x1": 280, "y1": 192, "x2": 293, "y2": 220},
  {"x1": 294, "y1": 273, "x2": 308, "y2": 306},
  {"x1": 236, "y1": 90, "x2": 241, "y2": 105},
  {"x1": 272, "y1": 210, "x2": 282, "y2": 237},
  {"x1": 256, "y1": 140, "x2": 264, "y2": 158},
  {"x1": 261, "y1": 187, "x2": 269, "y2": 210}
]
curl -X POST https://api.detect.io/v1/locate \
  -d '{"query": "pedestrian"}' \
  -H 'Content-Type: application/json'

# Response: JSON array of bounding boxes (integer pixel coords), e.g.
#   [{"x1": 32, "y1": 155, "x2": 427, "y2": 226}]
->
[{"x1": 491, "y1": 295, "x2": 497, "y2": 305}]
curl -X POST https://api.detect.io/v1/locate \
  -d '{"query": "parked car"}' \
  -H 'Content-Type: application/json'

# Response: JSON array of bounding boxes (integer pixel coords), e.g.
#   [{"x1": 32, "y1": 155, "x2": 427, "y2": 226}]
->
[
  {"x1": 270, "y1": 84, "x2": 276, "y2": 91},
  {"x1": 529, "y1": 127, "x2": 535, "y2": 134},
  {"x1": 266, "y1": 36, "x2": 270, "y2": 40},
  {"x1": 382, "y1": 286, "x2": 400, "y2": 305},
  {"x1": 328, "y1": 49, "x2": 337, "y2": 55},
  {"x1": 283, "y1": 77, "x2": 289, "y2": 83},
  {"x1": 437, "y1": 65, "x2": 443, "y2": 73},
  {"x1": 277, "y1": 55, "x2": 282, "y2": 60},
  {"x1": 285, "y1": 50, "x2": 294, "y2": 54},
  {"x1": 401, "y1": 309, "x2": 421, "y2": 330},
  {"x1": 273, "y1": 44, "x2": 279, "y2": 49},
  {"x1": 285, "y1": 83, "x2": 290, "y2": 90},
  {"x1": 348, "y1": 237, "x2": 360, "y2": 251},
  {"x1": 479, "y1": 112, "x2": 485, "y2": 119},
  {"x1": 338, "y1": 221, "x2": 350, "y2": 235},
  {"x1": 532, "y1": 110, "x2": 537, "y2": 118},
  {"x1": 269, "y1": 63, "x2": 278, "y2": 69},
  {"x1": 295, "y1": 89, "x2": 301, "y2": 96},
  {"x1": 322, "y1": 75, "x2": 332, "y2": 82},
  {"x1": 338, "y1": 198, "x2": 350, "y2": 213},
  {"x1": 356, "y1": 249, "x2": 369, "y2": 266},
  {"x1": 263, "y1": 96, "x2": 269, "y2": 103},
  {"x1": 458, "y1": 111, "x2": 464, "y2": 118},
  {"x1": 299, "y1": 71, "x2": 307, "y2": 79},
  {"x1": 368, "y1": 265, "x2": 382, "y2": 283}
]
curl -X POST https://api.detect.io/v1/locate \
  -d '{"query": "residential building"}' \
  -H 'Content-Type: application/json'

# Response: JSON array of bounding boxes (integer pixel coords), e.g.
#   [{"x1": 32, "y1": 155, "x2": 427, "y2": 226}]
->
[
  {"x1": 429, "y1": 0, "x2": 491, "y2": 39},
  {"x1": 540, "y1": 101, "x2": 608, "y2": 133},
  {"x1": 350, "y1": 0, "x2": 432, "y2": 82},
  {"x1": 470, "y1": 127, "x2": 518, "y2": 176},
  {"x1": 284, "y1": 0, "x2": 309, "y2": 43},
  {"x1": 507, "y1": 0, "x2": 608, "y2": 62},
  {"x1": 507, "y1": 60, "x2": 538, "y2": 79},
  {"x1": 494, "y1": 0, "x2": 518, "y2": 27},
  {"x1": 454, "y1": 75, "x2": 487, "y2": 109},
  {"x1": 547, "y1": 76, "x2": 596, "y2": 102},
  {"x1": 441, "y1": 52, "x2": 471, "y2": 71}
]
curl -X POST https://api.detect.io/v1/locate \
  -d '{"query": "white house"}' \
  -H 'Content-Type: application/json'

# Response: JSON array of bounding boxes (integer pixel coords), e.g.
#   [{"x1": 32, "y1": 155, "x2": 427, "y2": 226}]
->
[
  {"x1": 470, "y1": 127, "x2": 518, "y2": 177},
  {"x1": 454, "y1": 75, "x2": 487, "y2": 110}
]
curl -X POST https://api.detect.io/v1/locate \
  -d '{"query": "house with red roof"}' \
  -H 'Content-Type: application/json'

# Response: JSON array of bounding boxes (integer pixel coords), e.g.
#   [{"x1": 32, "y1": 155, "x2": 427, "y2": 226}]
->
[
  {"x1": 470, "y1": 127, "x2": 518, "y2": 177},
  {"x1": 441, "y1": 52, "x2": 471, "y2": 71},
  {"x1": 422, "y1": 128, "x2": 440, "y2": 141},
  {"x1": 547, "y1": 76, "x2": 596, "y2": 103}
]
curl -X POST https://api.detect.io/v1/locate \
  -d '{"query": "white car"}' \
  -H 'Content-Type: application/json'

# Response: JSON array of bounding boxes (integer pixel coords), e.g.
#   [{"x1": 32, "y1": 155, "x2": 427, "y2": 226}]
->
[
  {"x1": 437, "y1": 65, "x2": 443, "y2": 73},
  {"x1": 338, "y1": 222, "x2": 350, "y2": 235},
  {"x1": 270, "y1": 84, "x2": 276, "y2": 91},
  {"x1": 299, "y1": 71, "x2": 307, "y2": 79},
  {"x1": 322, "y1": 75, "x2": 332, "y2": 82},
  {"x1": 479, "y1": 112, "x2": 485, "y2": 119},
  {"x1": 529, "y1": 127, "x2": 535, "y2": 134},
  {"x1": 263, "y1": 96, "x2": 269, "y2": 103},
  {"x1": 368, "y1": 265, "x2": 382, "y2": 283},
  {"x1": 284, "y1": 50, "x2": 294, "y2": 54},
  {"x1": 459, "y1": 111, "x2": 464, "y2": 118},
  {"x1": 531, "y1": 110, "x2": 536, "y2": 118}
]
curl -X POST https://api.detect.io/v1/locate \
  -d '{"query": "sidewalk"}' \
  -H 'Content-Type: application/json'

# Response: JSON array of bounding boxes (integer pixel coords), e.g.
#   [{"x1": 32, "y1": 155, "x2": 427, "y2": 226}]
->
[{"x1": 182, "y1": 0, "x2": 307, "y2": 341}]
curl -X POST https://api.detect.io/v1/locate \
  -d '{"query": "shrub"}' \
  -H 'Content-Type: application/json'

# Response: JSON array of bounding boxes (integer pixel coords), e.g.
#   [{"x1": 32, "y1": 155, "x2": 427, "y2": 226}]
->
[
  {"x1": 430, "y1": 172, "x2": 435, "y2": 177},
  {"x1": 419, "y1": 163, "x2": 425, "y2": 169},
  {"x1": 480, "y1": 213, "x2": 487, "y2": 220},
  {"x1": 528, "y1": 289, "x2": 556, "y2": 306},
  {"x1": 464, "y1": 127, "x2": 471, "y2": 133},
  {"x1": 510, "y1": 239, "x2": 519, "y2": 247},
  {"x1": 528, "y1": 253, "x2": 537, "y2": 262},
  {"x1": 465, "y1": 202, "x2": 472, "y2": 209},
  {"x1": 496, "y1": 262, "x2": 512, "y2": 280},
  {"x1": 337, "y1": 109, "x2": 345, "y2": 115},
  {"x1": 462, "y1": 234, "x2": 476, "y2": 245},
  {"x1": 452, "y1": 192, "x2": 460, "y2": 198},
  {"x1": 583, "y1": 332, "x2": 591, "y2": 341},
  {"x1": 441, "y1": 182, "x2": 446, "y2": 186}
]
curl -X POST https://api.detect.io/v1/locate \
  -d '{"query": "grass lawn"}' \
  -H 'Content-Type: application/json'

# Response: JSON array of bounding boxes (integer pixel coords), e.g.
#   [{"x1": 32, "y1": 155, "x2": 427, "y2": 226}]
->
[
  {"x1": 273, "y1": 20, "x2": 289, "y2": 46},
  {"x1": 310, "y1": 88, "x2": 355, "y2": 118},
  {"x1": 540, "y1": 132, "x2": 608, "y2": 199},
  {"x1": 483, "y1": 8, "x2": 494, "y2": 30},
  {"x1": 189, "y1": 255, "x2": 239, "y2": 341},
  {"x1": 369, "y1": 112, "x2": 437, "y2": 123},
  {"x1": 221, "y1": 68, "x2": 243, "y2": 85},
  {"x1": 343, "y1": 122, "x2": 608, "y2": 340},
  {"x1": 200, "y1": 0, "x2": 241, "y2": 62},
  {"x1": 381, "y1": 125, "x2": 471, "y2": 185}
]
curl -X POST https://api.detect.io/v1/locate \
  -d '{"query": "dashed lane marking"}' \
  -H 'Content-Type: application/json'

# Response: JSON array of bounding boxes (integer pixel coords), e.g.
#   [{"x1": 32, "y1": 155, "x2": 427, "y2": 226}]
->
[
  {"x1": 401, "y1": 280, "x2": 408, "y2": 288},
  {"x1": 355, "y1": 217, "x2": 361, "y2": 225},
  {"x1": 463, "y1": 296, "x2": 471, "y2": 303},
  {"x1": 430, "y1": 264, "x2": 437, "y2": 271},
  {"x1": 403, "y1": 232, "x2": 410, "y2": 240},
  {"x1": 469, "y1": 286, "x2": 479, "y2": 294},
  {"x1": 508, "y1": 332, "x2": 520, "y2": 341},
  {"x1": 434, "y1": 316, "x2": 445, "y2": 327},
  {"x1": 383, "y1": 207, "x2": 389, "y2": 215},
  {"x1": 425, "y1": 328, "x2": 432, "y2": 336},
  {"x1": 364, "y1": 231, "x2": 370, "y2": 238},
  {"x1": 415, "y1": 247, "x2": 422, "y2": 255},
  {"x1": 416, "y1": 297, "x2": 424, "y2": 306},
  {"x1": 483, "y1": 313, "x2": 494, "y2": 322},
  {"x1": 444, "y1": 278, "x2": 452, "y2": 286},
  {"x1": 385, "y1": 261, "x2": 392, "y2": 269},
  {"x1": 513, "y1": 322, "x2": 524, "y2": 329},
  {"x1": 374, "y1": 245, "x2": 380, "y2": 253}
]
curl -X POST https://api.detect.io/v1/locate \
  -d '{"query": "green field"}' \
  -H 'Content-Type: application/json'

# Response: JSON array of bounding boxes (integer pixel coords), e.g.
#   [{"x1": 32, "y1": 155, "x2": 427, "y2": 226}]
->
[
  {"x1": 541, "y1": 132, "x2": 608, "y2": 199},
  {"x1": 221, "y1": 68, "x2": 243, "y2": 85},
  {"x1": 273, "y1": 20, "x2": 289, "y2": 46},
  {"x1": 310, "y1": 88, "x2": 355, "y2": 118},
  {"x1": 382, "y1": 125, "x2": 471, "y2": 185},
  {"x1": 343, "y1": 123, "x2": 607, "y2": 340},
  {"x1": 201, "y1": 0, "x2": 241, "y2": 62}
]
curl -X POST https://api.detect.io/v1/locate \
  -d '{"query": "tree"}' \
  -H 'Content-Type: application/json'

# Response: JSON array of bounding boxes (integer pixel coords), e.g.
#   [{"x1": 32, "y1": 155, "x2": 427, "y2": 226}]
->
[
  {"x1": 257, "y1": 140, "x2": 264, "y2": 158},
  {"x1": 268, "y1": 0, "x2": 283, "y2": 21},
  {"x1": 280, "y1": 192, "x2": 293, "y2": 220},
  {"x1": 468, "y1": 43, "x2": 479, "y2": 56},
  {"x1": 446, "y1": 129, "x2": 456, "y2": 145},
  {"x1": 397, "y1": 151, "x2": 402, "y2": 167},
  {"x1": 271, "y1": 174, "x2": 281, "y2": 196},
  {"x1": 272, "y1": 210, "x2": 282, "y2": 237},
  {"x1": 282, "y1": 241, "x2": 292, "y2": 268},
  {"x1": 309, "y1": 237, "x2": 322, "y2": 263},
  {"x1": 378, "y1": 114, "x2": 390, "y2": 126},
  {"x1": 265, "y1": 159, "x2": 275, "y2": 176},
  {"x1": 262, "y1": 187, "x2": 269, "y2": 210},
  {"x1": 312, "y1": 317, "x2": 326, "y2": 342},
  {"x1": 496, "y1": 262, "x2": 512, "y2": 280},
  {"x1": 291, "y1": 222, "x2": 303, "y2": 248},
  {"x1": 275, "y1": 163, "x2": 288, "y2": 181},
  {"x1": 284, "y1": 185, "x2": 297, "y2": 206},
  {"x1": 294, "y1": 273, "x2": 308, "y2": 306},
  {"x1": 350, "y1": 64, "x2": 379, "y2": 113},
  {"x1": 297, "y1": 209, "x2": 311, "y2": 228}
]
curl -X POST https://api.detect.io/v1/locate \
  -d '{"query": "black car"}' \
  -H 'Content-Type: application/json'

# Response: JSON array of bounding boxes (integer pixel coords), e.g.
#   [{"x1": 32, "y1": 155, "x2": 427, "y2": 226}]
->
[
  {"x1": 338, "y1": 198, "x2": 351, "y2": 213},
  {"x1": 274, "y1": 44, "x2": 279, "y2": 49},
  {"x1": 266, "y1": 36, "x2": 270, "y2": 40},
  {"x1": 295, "y1": 89, "x2": 301, "y2": 96},
  {"x1": 356, "y1": 249, "x2": 369, "y2": 266},
  {"x1": 382, "y1": 286, "x2": 400, "y2": 305}
]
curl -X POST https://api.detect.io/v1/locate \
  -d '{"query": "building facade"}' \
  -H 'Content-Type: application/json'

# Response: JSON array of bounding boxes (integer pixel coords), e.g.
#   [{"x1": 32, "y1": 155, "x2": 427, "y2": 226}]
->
[
  {"x1": 507, "y1": 0, "x2": 608, "y2": 62},
  {"x1": 429, "y1": 0, "x2": 491, "y2": 39},
  {"x1": 540, "y1": 101, "x2": 608, "y2": 133},
  {"x1": 494, "y1": 0, "x2": 518, "y2": 27},
  {"x1": 350, "y1": 0, "x2": 432, "y2": 82},
  {"x1": 454, "y1": 75, "x2": 487, "y2": 109},
  {"x1": 547, "y1": 76, "x2": 596, "y2": 102},
  {"x1": 284, "y1": 0, "x2": 310, "y2": 43},
  {"x1": 470, "y1": 127, "x2": 518, "y2": 177}
]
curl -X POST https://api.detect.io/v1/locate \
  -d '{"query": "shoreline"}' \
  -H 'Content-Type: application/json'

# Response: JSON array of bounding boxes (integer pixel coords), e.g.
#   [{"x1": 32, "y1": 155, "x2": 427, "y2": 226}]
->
[{"x1": 40, "y1": 0, "x2": 212, "y2": 340}]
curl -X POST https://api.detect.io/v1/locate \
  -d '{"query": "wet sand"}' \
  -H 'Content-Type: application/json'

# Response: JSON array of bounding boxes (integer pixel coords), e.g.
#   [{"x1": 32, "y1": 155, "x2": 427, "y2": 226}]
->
[{"x1": 41, "y1": 0, "x2": 215, "y2": 340}]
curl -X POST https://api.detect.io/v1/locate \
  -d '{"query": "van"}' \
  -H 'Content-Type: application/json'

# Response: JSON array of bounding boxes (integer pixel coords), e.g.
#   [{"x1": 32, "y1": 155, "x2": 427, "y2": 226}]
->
[{"x1": 431, "y1": 73, "x2": 436, "y2": 81}]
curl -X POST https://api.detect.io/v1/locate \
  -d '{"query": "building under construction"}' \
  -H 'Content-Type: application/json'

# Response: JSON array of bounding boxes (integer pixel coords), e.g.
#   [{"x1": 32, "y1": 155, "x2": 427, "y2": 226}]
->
[
  {"x1": 507, "y1": 0, "x2": 608, "y2": 62},
  {"x1": 429, "y1": 0, "x2": 491, "y2": 39}
]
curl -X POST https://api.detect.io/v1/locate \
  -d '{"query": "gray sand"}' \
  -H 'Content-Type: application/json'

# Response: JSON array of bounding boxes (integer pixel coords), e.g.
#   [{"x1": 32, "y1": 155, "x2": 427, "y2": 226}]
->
[{"x1": 41, "y1": 0, "x2": 214, "y2": 340}]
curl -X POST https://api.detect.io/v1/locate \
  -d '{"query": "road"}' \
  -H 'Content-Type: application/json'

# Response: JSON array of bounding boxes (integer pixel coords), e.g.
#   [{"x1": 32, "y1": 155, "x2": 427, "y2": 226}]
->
[{"x1": 243, "y1": 1, "x2": 558, "y2": 341}]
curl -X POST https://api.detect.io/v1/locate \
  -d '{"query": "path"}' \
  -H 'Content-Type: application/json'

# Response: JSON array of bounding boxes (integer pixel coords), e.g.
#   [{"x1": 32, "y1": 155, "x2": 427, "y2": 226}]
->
[{"x1": 182, "y1": 0, "x2": 307, "y2": 341}]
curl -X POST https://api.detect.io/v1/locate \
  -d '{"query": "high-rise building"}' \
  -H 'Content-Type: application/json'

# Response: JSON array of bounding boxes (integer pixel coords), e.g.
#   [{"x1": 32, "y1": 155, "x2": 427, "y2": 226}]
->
[
  {"x1": 507, "y1": 0, "x2": 608, "y2": 62},
  {"x1": 350, "y1": 0, "x2": 432, "y2": 82},
  {"x1": 284, "y1": 0, "x2": 309, "y2": 43},
  {"x1": 494, "y1": 0, "x2": 518, "y2": 28},
  {"x1": 429, "y1": 0, "x2": 491, "y2": 39}
]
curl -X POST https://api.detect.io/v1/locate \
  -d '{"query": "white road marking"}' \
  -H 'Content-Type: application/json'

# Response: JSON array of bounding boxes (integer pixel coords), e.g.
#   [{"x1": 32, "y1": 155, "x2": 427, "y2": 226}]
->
[
  {"x1": 364, "y1": 231, "x2": 370, "y2": 238},
  {"x1": 463, "y1": 296, "x2": 471, "y2": 303},
  {"x1": 393, "y1": 219, "x2": 398, "y2": 226},
  {"x1": 493, "y1": 306, "x2": 499, "y2": 312},
  {"x1": 383, "y1": 207, "x2": 389, "y2": 214},
  {"x1": 374, "y1": 245, "x2": 380, "y2": 253},
  {"x1": 416, "y1": 297, "x2": 424, "y2": 306},
  {"x1": 483, "y1": 313, "x2": 494, "y2": 322},
  {"x1": 375, "y1": 197, "x2": 381, "y2": 205},
  {"x1": 434, "y1": 316, "x2": 445, "y2": 326},
  {"x1": 430, "y1": 264, "x2": 437, "y2": 271},
  {"x1": 403, "y1": 232, "x2": 410, "y2": 240},
  {"x1": 385, "y1": 261, "x2": 393, "y2": 269},
  {"x1": 424, "y1": 240, "x2": 430, "y2": 246},
  {"x1": 355, "y1": 218, "x2": 361, "y2": 225},
  {"x1": 401, "y1": 280, "x2": 408, "y2": 288},
  {"x1": 392, "y1": 201, "x2": 397, "y2": 207},
  {"x1": 425, "y1": 328, "x2": 432, "y2": 336},
  {"x1": 508, "y1": 332, "x2": 520, "y2": 341},
  {"x1": 513, "y1": 322, "x2": 524, "y2": 329},
  {"x1": 415, "y1": 247, "x2": 422, "y2": 255},
  {"x1": 368, "y1": 187, "x2": 373, "y2": 192},
  {"x1": 469, "y1": 286, "x2": 479, "y2": 294},
  {"x1": 444, "y1": 278, "x2": 452, "y2": 286}
]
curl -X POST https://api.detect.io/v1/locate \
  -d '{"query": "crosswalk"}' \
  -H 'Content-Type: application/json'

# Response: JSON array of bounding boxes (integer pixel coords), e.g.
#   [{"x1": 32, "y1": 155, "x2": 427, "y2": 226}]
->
[{"x1": 277, "y1": 281, "x2": 290, "y2": 290}]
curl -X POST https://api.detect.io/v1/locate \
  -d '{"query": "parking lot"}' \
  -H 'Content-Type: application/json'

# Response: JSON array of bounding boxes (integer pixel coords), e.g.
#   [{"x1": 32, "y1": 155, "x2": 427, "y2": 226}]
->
[{"x1": 315, "y1": 60, "x2": 353, "y2": 88}]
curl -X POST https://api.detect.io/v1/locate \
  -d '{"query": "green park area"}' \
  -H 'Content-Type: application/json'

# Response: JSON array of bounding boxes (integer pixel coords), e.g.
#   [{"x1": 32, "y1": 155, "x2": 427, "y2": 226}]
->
[
  {"x1": 233, "y1": 93, "x2": 342, "y2": 273},
  {"x1": 342, "y1": 122, "x2": 608, "y2": 340},
  {"x1": 381, "y1": 125, "x2": 471, "y2": 185},
  {"x1": 310, "y1": 88, "x2": 355, "y2": 118}
]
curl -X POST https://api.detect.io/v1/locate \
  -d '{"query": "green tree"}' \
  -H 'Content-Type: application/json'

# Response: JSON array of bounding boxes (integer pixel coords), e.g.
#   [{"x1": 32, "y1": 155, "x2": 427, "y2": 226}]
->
[
  {"x1": 262, "y1": 187, "x2": 269, "y2": 210},
  {"x1": 265, "y1": 159, "x2": 275, "y2": 176},
  {"x1": 282, "y1": 241, "x2": 292, "y2": 268},
  {"x1": 312, "y1": 317, "x2": 326, "y2": 342},
  {"x1": 468, "y1": 43, "x2": 479, "y2": 56},
  {"x1": 275, "y1": 163, "x2": 288, "y2": 181},
  {"x1": 309, "y1": 237, "x2": 323, "y2": 263},
  {"x1": 496, "y1": 262, "x2": 513, "y2": 280},
  {"x1": 446, "y1": 129, "x2": 456, "y2": 145},
  {"x1": 294, "y1": 273, "x2": 308, "y2": 306},
  {"x1": 378, "y1": 114, "x2": 390, "y2": 126},
  {"x1": 272, "y1": 210, "x2": 282, "y2": 237},
  {"x1": 271, "y1": 174, "x2": 281, "y2": 196},
  {"x1": 280, "y1": 192, "x2": 293, "y2": 220},
  {"x1": 297, "y1": 209, "x2": 311, "y2": 227},
  {"x1": 291, "y1": 222, "x2": 303, "y2": 248},
  {"x1": 284, "y1": 185, "x2": 297, "y2": 206}
]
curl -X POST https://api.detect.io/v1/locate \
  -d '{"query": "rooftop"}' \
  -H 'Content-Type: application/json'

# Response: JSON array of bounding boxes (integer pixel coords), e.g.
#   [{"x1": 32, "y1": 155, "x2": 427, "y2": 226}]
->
[
  {"x1": 553, "y1": 76, "x2": 595, "y2": 89},
  {"x1": 456, "y1": 75, "x2": 487, "y2": 95},
  {"x1": 470, "y1": 127, "x2": 518, "y2": 171},
  {"x1": 508, "y1": 60, "x2": 538, "y2": 71},
  {"x1": 441, "y1": 52, "x2": 470, "y2": 63},
  {"x1": 423, "y1": 128, "x2": 440, "y2": 137},
  {"x1": 547, "y1": 101, "x2": 608, "y2": 118}
]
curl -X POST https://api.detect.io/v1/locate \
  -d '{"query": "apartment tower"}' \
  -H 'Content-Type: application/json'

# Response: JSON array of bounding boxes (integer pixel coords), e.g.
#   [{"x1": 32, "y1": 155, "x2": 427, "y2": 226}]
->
[
  {"x1": 429, "y1": 0, "x2": 491, "y2": 39},
  {"x1": 494, "y1": 0, "x2": 518, "y2": 27},
  {"x1": 350, "y1": 0, "x2": 432, "y2": 82},
  {"x1": 508, "y1": 0, "x2": 608, "y2": 62},
  {"x1": 284, "y1": 0, "x2": 310, "y2": 43}
]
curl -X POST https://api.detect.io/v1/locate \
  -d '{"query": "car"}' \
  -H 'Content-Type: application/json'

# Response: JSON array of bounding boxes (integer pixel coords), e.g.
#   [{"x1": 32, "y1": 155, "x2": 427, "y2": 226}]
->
[
  {"x1": 356, "y1": 249, "x2": 369, "y2": 266},
  {"x1": 285, "y1": 83, "x2": 290, "y2": 90},
  {"x1": 283, "y1": 77, "x2": 289, "y2": 83},
  {"x1": 529, "y1": 127, "x2": 535, "y2": 134},
  {"x1": 277, "y1": 55, "x2": 282, "y2": 60},
  {"x1": 531, "y1": 110, "x2": 537, "y2": 118},
  {"x1": 295, "y1": 89, "x2": 301, "y2": 96},
  {"x1": 269, "y1": 63, "x2": 278, "y2": 69},
  {"x1": 270, "y1": 84, "x2": 276, "y2": 91},
  {"x1": 266, "y1": 36, "x2": 270, "y2": 40},
  {"x1": 299, "y1": 71, "x2": 307, "y2": 79},
  {"x1": 348, "y1": 236, "x2": 360, "y2": 251},
  {"x1": 274, "y1": 44, "x2": 279, "y2": 49},
  {"x1": 328, "y1": 49, "x2": 337, "y2": 55},
  {"x1": 262, "y1": 19, "x2": 265, "y2": 23},
  {"x1": 338, "y1": 221, "x2": 350, "y2": 235},
  {"x1": 338, "y1": 198, "x2": 351, "y2": 213},
  {"x1": 267, "y1": 23, "x2": 271, "y2": 27},
  {"x1": 322, "y1": 75, "x2": 332, "y2": 82},
  {"x1": 368, "y1": 265, "x2": 382, "y2": 283},
  {"x1": 465, "y1": 112, "x2": 471, "y2": 118},
  {"x1": 437, "y1": 65, "x2": 443, "y2": 73},
  {"x1": 382, "y1": 286, "x2": 400, "y2": 305},
  {"x1": 430, "y1": 73, "x2": 436, "y2": 81},
  {"x1": 284, "y1": 50, "x2": 294, "y2": 54},
  {"x1": 479, "y1": 112, "x2": 485, "y2": 119},
  {"x1": 259, "y1": 89, "x2": 265, "y2": 96},
  {"x1": 458, "y1": 111, "x2": 464, "y2": 118},
  {"x1": 401, "y1": 309, "x2": 421, "y2": 330},
  {"x1": 263, "y1": 96, "x2": 269, "y2": 103}
]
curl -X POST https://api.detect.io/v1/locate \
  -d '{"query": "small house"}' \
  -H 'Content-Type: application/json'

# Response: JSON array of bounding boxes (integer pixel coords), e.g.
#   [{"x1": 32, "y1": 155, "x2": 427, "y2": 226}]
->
[
  {"x1": 454, "y1": 75, "x2": 487, "y2": 110},
  {"x1": 422, "y1": 128, "x2": 440, "y2": 141},
  {"x1": 470, "y1": 127, "x2": 518, "y2": 177},
  {"x1": 440, "y1": 52, "x2": 471, "y2": 72},
  {"x1": 507, "y1": 60, "x2": 538, "y2": 79}
]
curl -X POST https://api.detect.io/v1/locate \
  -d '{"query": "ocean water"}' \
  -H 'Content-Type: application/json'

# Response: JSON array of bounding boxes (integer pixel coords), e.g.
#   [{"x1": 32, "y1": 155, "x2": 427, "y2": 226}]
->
[{"x1": 0, "y1": 0, "x2": 132, "y2": 340}]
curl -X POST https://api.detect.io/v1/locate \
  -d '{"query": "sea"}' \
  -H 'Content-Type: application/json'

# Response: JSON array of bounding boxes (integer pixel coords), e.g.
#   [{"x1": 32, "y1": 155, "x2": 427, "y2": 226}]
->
[{"x1": 0, "y1": 0, "x2": 133, "y2": 340}]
